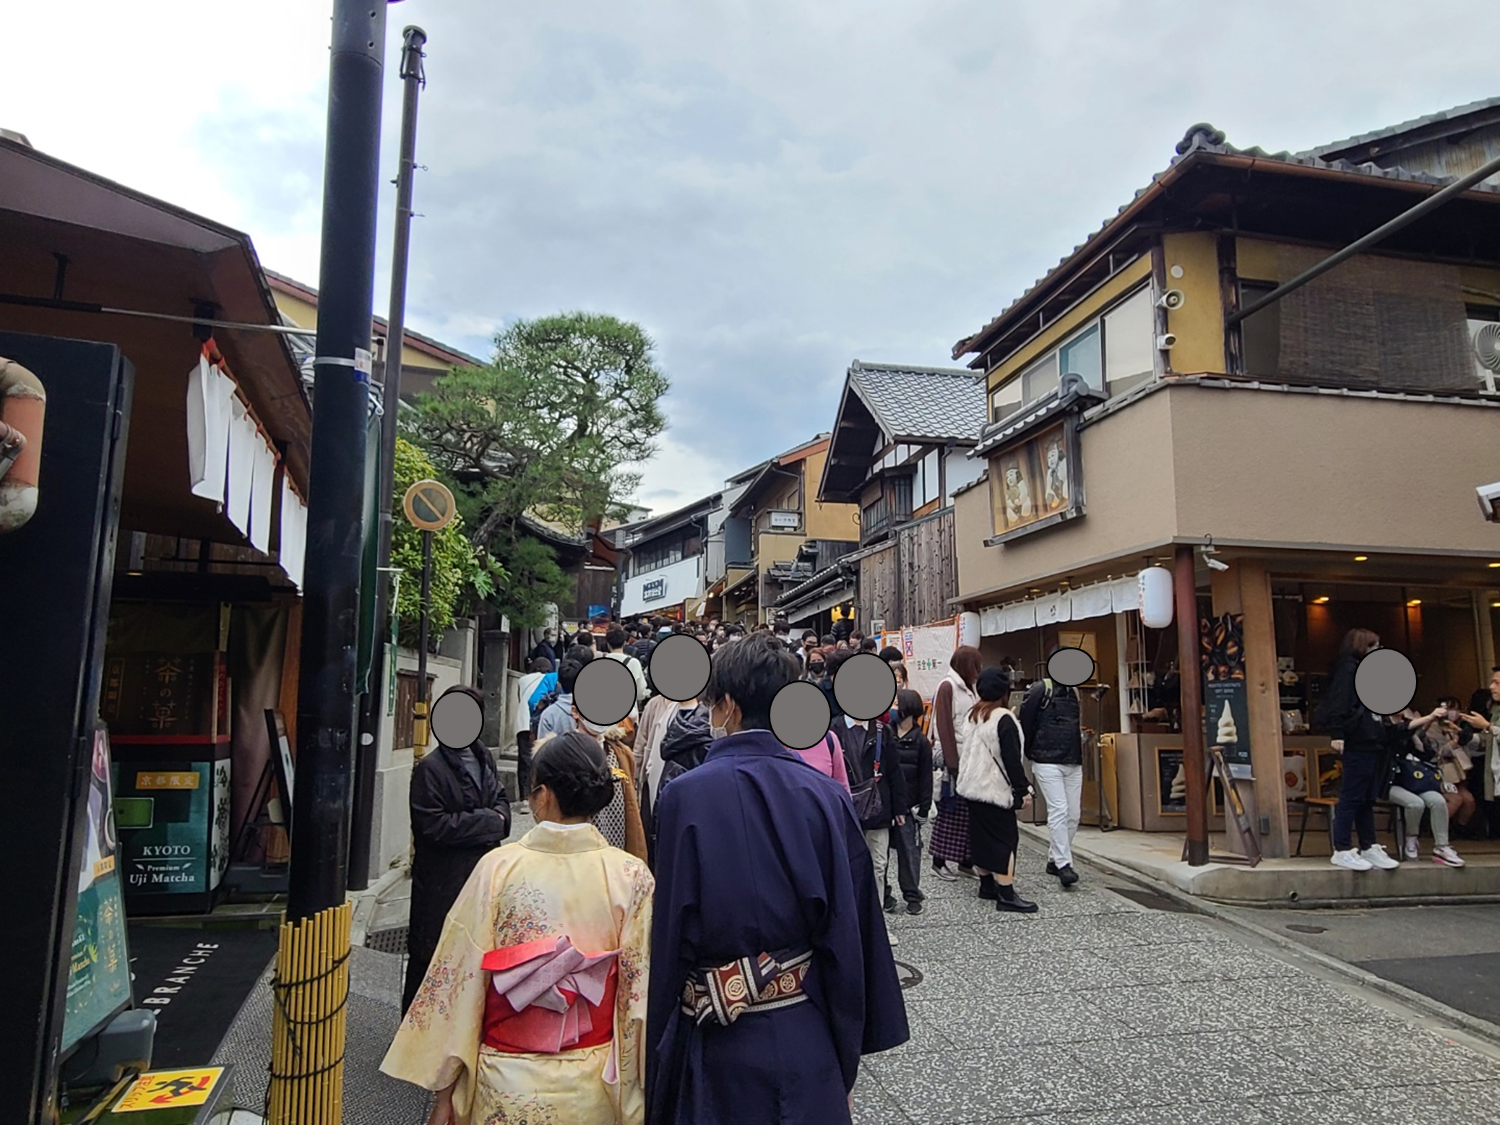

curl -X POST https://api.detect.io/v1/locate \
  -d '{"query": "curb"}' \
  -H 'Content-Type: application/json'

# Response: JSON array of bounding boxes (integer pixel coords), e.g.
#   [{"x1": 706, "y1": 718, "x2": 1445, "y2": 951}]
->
[{"x1": 1021, "y1": 824, "x2": 1500, "y2": 1050}]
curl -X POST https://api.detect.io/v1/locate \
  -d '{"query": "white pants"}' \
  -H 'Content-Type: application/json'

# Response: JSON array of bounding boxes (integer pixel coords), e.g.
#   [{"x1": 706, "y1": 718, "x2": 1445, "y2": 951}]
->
[
  {"x1": 864, "y1": 826, "x2": 890, "y2": 889},
  {"x1": 1032, "y1": 762, "x2": 1083, "y2": 868}
]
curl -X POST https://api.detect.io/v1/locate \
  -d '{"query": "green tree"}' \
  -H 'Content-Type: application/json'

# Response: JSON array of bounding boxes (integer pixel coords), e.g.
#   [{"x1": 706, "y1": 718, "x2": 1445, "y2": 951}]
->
[
  {"x1": 407, "y1": 312, "x2": 669, "y2": 626},
  {"x1": 391, "y1": 438, "x2": 490, "y2": 644}
]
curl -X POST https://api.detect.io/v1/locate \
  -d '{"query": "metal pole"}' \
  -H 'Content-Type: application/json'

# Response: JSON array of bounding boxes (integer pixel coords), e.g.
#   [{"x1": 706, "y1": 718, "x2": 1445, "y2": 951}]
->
[
  {"x1": 1226, "y1": 149, "x2": 1500, "y2": 327},
  {"x1": 350, "y1": 23, "x2": 427, "y2": 891},
  {"x1": 414, "y1": 528, "x2": 432, "y2": 758},
  {"x1": 1176, "y1": 545, "x2": 1210, "y2": 866},
  {"x1": 287, "y1": 0, "x2": 387, "y2": 922}
]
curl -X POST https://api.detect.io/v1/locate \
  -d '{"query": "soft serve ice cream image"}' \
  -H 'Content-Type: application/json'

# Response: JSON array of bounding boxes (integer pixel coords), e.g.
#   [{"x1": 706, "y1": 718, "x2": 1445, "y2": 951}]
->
[{"x1": 1216, "y1": 701, "x2": 1238, "y2": 746}]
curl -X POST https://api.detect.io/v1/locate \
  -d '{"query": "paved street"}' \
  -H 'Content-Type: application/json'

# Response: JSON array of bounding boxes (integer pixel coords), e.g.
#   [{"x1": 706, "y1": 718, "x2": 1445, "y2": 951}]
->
[
  {"x1": 855, "y1": 838, "x2": 1500, "y2": 1125},
  {"x1": 213, "y1": 830, "x2": 1500, "y2": 1123}
]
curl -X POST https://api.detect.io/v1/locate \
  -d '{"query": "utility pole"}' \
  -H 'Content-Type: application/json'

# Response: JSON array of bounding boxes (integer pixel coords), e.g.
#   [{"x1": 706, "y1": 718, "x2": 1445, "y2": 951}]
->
[
  {"x1": 1175, "y1": 544, "x2": 1210, "y2": 866},
  {"x1": 270, "y1": 1, "x2": 386, "y2": 1119},
  {"x1": 350, "y1": 23, "x2": 427, "y2": 892}
]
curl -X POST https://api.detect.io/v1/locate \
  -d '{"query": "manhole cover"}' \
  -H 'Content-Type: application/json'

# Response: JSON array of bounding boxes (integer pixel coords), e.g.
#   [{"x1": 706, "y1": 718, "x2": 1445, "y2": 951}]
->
[
  {"x1": 892, "y1": 960, "x2": 923, "y2": 990},
  {"x1": 1286, "y1": 924, "x2": 1327, "y2": 935},
  {"x1": 366, "y1": 926, "x2": 409, "y2": 954}
]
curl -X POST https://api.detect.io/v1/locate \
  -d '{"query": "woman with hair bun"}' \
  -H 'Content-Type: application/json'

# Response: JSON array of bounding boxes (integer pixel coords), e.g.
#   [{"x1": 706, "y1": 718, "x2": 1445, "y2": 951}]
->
[{"x1": 383, "y1": 730, "x2": 654, "y2": 1125}]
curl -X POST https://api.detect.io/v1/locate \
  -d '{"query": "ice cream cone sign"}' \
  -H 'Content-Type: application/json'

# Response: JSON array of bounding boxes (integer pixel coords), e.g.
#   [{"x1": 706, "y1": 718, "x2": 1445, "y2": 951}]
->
[{"x1": 1215, "y1": 701, "x2": 1238, "y2": 745}]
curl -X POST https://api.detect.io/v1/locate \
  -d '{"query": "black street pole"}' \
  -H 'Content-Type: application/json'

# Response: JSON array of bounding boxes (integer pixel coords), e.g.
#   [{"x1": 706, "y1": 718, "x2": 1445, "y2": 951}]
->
[
  {"x1": 287, "y1": 0, "x2": 388, "y2": 921},
  {"x1": 350, "y1": 23, "x2": 427, "y2": 891},
  {"x1": 415, "y1": 528, "x2": 433, "y2": 757}
]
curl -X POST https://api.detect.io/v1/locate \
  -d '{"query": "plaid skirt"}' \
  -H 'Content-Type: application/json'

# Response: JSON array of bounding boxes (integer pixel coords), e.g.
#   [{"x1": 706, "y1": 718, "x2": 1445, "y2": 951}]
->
[{"x1": 929, "y1": 789, "x2": 971, "y2": 865}]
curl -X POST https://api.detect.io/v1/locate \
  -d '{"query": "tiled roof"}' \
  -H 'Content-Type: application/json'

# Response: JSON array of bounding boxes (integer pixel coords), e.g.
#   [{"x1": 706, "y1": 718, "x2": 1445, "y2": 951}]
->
[
  {"x1": 1301, "y1": 96, "x2": 1500, "y2": 159},
  {"x1": 847, "y1": 361, "x2": 987, "y2": 443},
  {"x1": 952, "y1": 121, "x2": 1500, "y2": 361}
]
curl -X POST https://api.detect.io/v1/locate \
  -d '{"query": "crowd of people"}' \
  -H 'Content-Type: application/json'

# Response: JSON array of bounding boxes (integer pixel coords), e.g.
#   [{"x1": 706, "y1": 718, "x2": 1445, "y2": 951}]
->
[{"x1": 383, "y1": 619, "x2": 1094, "y2": 1124}]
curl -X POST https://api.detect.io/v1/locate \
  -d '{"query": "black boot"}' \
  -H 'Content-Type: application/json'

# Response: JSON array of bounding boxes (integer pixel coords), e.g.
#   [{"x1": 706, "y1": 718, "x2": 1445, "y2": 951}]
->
[
  {"x1": 977, "y1": 873, "x2": 1000, "y2": 900},
  {"x1": 996, "y1": 884, "x2": 1038, "y2": 914}
]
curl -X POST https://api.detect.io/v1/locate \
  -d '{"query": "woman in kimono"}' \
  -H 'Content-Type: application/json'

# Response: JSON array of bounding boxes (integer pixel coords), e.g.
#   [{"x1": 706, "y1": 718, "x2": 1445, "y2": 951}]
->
[{"x1": 383, "y1": 731, "x2": 654, "y2": 1125}]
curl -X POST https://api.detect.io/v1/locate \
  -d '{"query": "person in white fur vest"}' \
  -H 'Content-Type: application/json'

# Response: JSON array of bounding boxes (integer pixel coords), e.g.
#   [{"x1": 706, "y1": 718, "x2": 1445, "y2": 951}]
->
[{"x1": 956, "y1": 667, "x2": 1038, "y2": 914}]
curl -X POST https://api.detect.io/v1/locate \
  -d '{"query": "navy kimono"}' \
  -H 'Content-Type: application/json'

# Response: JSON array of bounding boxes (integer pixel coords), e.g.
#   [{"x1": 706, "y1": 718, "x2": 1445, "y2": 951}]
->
[{"x1": 647, "y1": 728, "x2": 909, "y2": 1124}]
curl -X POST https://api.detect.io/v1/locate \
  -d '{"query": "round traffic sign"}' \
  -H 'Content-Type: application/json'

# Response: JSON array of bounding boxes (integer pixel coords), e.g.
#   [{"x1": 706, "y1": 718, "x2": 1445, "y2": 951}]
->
[{"x1": 402, "y1": 479, "x2": 457, "y2": 531}]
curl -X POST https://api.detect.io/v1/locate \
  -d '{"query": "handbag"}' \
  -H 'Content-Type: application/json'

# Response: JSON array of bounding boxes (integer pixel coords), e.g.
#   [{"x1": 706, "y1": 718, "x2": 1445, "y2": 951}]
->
[
  {"x1": 1396, "y1": 755, "x2": 1441, "y2": 795},
  {"x1": 848, "y1": 725, "x2": 890, "y2": 828}
]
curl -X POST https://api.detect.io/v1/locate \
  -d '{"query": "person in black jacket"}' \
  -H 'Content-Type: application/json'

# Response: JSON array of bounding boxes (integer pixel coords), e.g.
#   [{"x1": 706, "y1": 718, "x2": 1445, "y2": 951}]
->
[
  {"x1": 833, "y1": 707, "x2": 909, "y2": 941},
  {"x1": 1019, "y1": 650, "x2": 1085, "y2": 888},
  {"x1": 402, "y1": 686, "x2": 512, "y2": 1012},
  {"x1": 887, "y1": 689, "x2": 934, "y2": 916}
]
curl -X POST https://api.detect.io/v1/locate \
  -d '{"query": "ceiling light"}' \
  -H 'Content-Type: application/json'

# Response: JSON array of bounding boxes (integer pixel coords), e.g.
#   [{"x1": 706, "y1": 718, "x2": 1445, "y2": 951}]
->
[
  {"x1": 1489, "y1": 562, "x2": 1500, "y2": 569},
  {"x1": 1407, "y1": 599, "x2": 1422, "y2": 607},
  {"x1": 1354, "y1": 555, "x2": 1368, "y2": 562},
  {"x1": 1312, "y1": 596, "x2": 1330, "y2": 605}
]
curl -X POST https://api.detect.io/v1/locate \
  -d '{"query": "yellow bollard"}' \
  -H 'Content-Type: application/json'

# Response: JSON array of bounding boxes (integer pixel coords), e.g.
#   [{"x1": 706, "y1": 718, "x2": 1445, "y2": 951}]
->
[{"x1": 268, "y1": 901, "x2": 352, "y2": 1124}]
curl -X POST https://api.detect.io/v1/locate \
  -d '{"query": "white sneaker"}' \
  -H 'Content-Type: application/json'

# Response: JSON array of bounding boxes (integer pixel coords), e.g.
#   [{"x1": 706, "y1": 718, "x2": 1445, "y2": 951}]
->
[
  {"x1": 933, "y1": 863, "x2": 958, "y2": 882},
  {"x1": 887, "y1": 930, "x2": 900, "y2": 947},
  {"x1": 1403, "y1": 836, "x2": 1419, "y2": 861},
  {"x1": 1331, "y1": 848, "x2": 1373, "y2": 871},
  {"x1": 1359, "y1": 844, "x2": 1401, "y2": 870},
  {"x1": 1433, "y1": 846, "x2": 1466, "y2": 868}
]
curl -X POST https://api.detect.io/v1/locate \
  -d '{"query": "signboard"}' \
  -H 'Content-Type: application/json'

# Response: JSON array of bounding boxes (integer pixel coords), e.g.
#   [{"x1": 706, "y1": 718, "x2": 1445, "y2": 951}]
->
[
  {"x1": 642, "y1": 578, "x2": 667, "y2": 602},
  {"x1": 115, "y1": 759, "x2": 231, "y2": 898},
  {"x1": 62, "y1": 728, "x2": 132, "y2": 1056},
  {"x1": 769, "y1": 510, "x2": 800, "y2": 530},
  {"x1": 877, "y1": 623, "x2": 956, "y2": 701},
  {"x1": 1201, "y1": 613, "x2": 1252, "y2": 772},
  {"x1": 401, "y1": 478, "x2": 456, "y2": 532},
  {"x1": 102, "y1": 653, "x2": 229, "y2": 741},
  {"x1": 113, "y1": 1067, "x2": 226, "y2": 1113},
  {"x1": 987, "y1": 416, "x2": 1087, "y2": 544}
]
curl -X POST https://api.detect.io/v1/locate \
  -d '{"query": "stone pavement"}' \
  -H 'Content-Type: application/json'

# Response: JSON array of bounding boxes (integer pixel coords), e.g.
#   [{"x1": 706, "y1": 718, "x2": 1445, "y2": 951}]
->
[
  {"x1": 854, "y1": 836, "x2": 1500, "y2": 1124},
  {"x1": 211, "y1": 827, "x2": 1500, "y2": 1124}
]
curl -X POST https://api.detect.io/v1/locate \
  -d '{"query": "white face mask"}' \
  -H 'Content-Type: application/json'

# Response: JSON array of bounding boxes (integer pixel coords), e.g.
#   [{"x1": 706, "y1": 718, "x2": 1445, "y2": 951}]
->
[{"x1": 709, "y1": 702, "x2": 730, "y2": 741}]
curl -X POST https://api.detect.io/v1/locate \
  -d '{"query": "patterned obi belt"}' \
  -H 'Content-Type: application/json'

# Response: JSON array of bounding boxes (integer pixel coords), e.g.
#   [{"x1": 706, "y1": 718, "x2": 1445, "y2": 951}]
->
[
  {"x1": 481, "y1": 935, "x2": 618, "y2": 1054},
  {"x1": 680, "y1": 947, "x2": 813, "y2": 1028}
]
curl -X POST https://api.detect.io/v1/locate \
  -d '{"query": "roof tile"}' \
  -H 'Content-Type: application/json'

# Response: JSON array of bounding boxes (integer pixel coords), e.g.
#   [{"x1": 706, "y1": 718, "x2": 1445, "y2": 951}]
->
[{"x1": 847, "y1": 360, "x2": 987, "y2": 443}]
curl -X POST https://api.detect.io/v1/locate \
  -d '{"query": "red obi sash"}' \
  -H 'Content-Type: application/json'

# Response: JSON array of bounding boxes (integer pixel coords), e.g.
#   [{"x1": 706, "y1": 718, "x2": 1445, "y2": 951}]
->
[{"x1": 480, "y1": 936, "x2": 618, "y2": 1054}]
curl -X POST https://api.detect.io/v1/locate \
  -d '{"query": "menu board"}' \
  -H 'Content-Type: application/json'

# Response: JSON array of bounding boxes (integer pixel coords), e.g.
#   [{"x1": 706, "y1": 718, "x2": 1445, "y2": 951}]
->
[
  {"x1": 1201, "y1": 614, "x2": 1251, "y2": 772},
  {"x1": 62, "y1": 728, "x2": 132, "y2": 1055}
]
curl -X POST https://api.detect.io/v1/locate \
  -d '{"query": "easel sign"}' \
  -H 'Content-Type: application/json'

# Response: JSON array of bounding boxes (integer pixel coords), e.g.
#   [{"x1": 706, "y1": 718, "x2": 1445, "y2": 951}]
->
[
  {"x1": 1181, "y1": 745, "x2": 1262, "y2": 867},
  {"x1": 263, "y1": 709, "x2": 295, "y2": 826}
]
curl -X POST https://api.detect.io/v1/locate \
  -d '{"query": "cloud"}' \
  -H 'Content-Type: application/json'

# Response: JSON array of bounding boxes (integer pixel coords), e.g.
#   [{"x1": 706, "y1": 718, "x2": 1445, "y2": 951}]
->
[{"x1": 9, "y1": 0, "x2": 1500, "y2": 507}]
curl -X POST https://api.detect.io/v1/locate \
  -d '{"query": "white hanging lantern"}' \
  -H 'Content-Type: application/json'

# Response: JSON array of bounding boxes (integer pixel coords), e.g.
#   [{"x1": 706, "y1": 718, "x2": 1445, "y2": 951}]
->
[
  {"x1": 1138, "y1": 566, "x2": 1174, "y2": 629},
  {"x1": 957, "y1": 611, "x2": 981, "y2": 649}
]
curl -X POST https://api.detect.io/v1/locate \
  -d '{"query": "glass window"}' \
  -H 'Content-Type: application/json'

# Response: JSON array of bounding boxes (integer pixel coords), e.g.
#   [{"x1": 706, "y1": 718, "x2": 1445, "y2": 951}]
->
[
  {"x1": 1103, "y1": 287, "x2": 1154, "y2": 393},
  {"x1": 1241, "y1": 280, "x2": 1280, "y2": 377},
  {"x1": 1058, "y1": 324, "x2": 1102, "y2": 392},
  {"x1": 1021, "y1": 352, "x2": 1058, "y2": 405},
  {"x1": 990, "y1": 378, "x2": 1022, "y2": 421}
]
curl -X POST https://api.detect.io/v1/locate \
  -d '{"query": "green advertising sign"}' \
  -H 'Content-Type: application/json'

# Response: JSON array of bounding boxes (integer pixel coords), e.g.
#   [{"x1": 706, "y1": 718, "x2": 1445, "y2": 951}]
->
[
  {"x1": 115, "y1": 762, "x2": 217, "y2": 896},
  {"x1": 62, "y1": 729, "x2": 132, "y2": 1056}
]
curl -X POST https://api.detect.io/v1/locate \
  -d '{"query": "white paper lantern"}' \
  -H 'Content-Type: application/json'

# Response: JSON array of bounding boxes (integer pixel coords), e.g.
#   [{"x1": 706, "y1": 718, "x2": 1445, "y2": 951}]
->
[
  {"x1": 1138, "y1": 566, "x2": 1174, "y2": 629},
  {"x1": 958, "y1": 611, "x2": 981, "y2": 649}
]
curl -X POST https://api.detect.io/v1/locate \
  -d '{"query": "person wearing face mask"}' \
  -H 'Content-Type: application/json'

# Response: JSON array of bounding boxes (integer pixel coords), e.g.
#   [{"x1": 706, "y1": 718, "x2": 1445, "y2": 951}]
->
[
  {"x1": 804, "y1": 649, "x2": 828, "y2": 683},
  {"x1": 648, "y1": 634, "x2": 909, "y2": 1125}
]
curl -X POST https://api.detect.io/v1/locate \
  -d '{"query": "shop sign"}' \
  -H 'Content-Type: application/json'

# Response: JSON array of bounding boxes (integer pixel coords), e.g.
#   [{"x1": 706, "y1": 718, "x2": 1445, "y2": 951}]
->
[
  {"x1": 642, "y1": 578, "x2": 667, "y2": 602},
  {"x1": 114, "y1": 759, "x2": 231, "y2": 895},
  {"x1": 989, "y1": 419, "x2": 1083, "y2": 543},
  {"x1": 62, "y1": 728, "x2": 132, "y2": 1055},
  {"x1": 769, "y1": 510, "x2": 800, "y2": 530},
  {"x1": 113, "y1": 1067, "x2": 225, "y2": 1113},
  {"x1": 1202, "y1": 613, "x2": 1252, "y2": 773}
]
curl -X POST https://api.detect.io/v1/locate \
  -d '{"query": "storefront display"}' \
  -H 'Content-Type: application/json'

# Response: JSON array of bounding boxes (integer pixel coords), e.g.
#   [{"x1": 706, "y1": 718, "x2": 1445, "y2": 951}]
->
[{"x1": 113, "y1": 752, "x2": 231, "y2": 915}]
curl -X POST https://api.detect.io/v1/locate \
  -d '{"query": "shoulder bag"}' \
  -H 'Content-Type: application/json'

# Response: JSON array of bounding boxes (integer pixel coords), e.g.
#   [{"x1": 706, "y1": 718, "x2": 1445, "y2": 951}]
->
[{"x1": 849, "y1": 725, "x2": 890, "y2": 828}]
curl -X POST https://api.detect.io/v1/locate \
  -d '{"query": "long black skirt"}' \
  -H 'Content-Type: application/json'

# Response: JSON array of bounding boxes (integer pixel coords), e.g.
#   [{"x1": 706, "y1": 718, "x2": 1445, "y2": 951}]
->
[{"x1": 967, "y1": 800, "x2": 1019, "y2": 875}]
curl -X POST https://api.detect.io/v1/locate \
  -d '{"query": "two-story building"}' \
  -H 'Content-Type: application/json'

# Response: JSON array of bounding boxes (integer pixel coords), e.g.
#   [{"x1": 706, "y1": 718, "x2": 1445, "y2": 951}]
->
[
  {"x1": 718, "y1": 434, "x2": 860, "y2": 625},
  {"x1": 617, "y1": 492, "x2": 722, "y2": 622},
  {"x1": 949, "y1": 103, "x2": 1500, "y2": 859},
  {"x1": 777, "y1": 362, "x2": 985, "y2": 631}
]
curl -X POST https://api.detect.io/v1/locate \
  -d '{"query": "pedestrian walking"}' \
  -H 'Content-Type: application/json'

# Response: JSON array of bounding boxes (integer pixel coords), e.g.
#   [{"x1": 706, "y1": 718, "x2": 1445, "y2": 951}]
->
[
  {"x1": 889, "y1": 689, "x2": 934, "y2": 915},
  {"x1": 566, "y1": 704, "x2": 648, "y2": 862},
  {"x1": 536, "y1": 658, "x2": 585, "y2": 741},
  {"x1": 642, "y1": 699, "x2": 709, "y2": 867},
  {"x1": 383, "y1": 732, "x2": 652, "y2": 1125},
  {"x1": 648, "y1": 634, "x2": 908, "y2": 1125},
  {"x1": 606, "y1": 625, "x2": 651, "y2": 705},
  {"x1": 788, "y1": 729, "x2": 851, "y2": 791},
  {"x1": 530, "y1": 628, "x2": 558, "y2": 666},
  {"x1": 512, "y1": 657, "x2": 552, "y2": 809},
  {"x1": 402, "y1": 686, "x2": 512, "y2": 1013},
  {"x1": 930, "y1": 646, "x2": 982, "y2": 881},
  {"x1": 1019, "y1": 651, "x2": 1086, "y2": 888},
  {"x1": 957, "y1": 667, "x2": 1037, "y2": 914},
  {"x1": 832, "y1": 707, "x2": 909, "y2": 924}
]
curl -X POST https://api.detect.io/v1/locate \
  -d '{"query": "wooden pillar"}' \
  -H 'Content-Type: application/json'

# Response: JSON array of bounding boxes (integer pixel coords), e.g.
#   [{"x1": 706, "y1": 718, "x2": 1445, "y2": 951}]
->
[
  {"x1": 1175, "y1": 546, "x2": 1209, "y2": 865},
  {"x1": 1238, "y1": 560, "x2": 1290, "y2": 858},
  {"x1": 1476, "y1": 591, "x2": 1497, "y2": 686}
]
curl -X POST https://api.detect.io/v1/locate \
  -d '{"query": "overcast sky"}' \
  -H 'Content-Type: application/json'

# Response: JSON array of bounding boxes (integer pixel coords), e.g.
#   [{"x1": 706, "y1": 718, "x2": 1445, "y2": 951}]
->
[{"x1": 8, "y1": 2, "x2": 1499, "y2": 512}]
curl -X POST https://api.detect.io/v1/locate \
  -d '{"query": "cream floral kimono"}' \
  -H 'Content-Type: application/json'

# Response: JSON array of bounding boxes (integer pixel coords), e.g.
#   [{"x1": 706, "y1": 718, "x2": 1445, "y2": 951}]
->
[{"x1": 382, "y1": 822, "x2": 653, "y2": 1125}]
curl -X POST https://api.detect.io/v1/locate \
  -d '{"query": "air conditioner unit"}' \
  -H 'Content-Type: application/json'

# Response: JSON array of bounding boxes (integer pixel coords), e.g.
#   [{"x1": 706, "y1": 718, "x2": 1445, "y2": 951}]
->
[{"x1": 1471, "y1": 320, "x2": 1500, "y2": 394}]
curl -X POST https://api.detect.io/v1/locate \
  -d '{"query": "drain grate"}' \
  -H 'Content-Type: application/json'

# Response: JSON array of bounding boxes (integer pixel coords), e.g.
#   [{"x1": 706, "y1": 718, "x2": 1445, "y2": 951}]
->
[
  {"x1": 366, "y1": 926, "x2": 409, "y2": 955},
  {"x1": 1108, "y1": 886, "x2": 1198, "y2": 914},
  {"x1": 892, "y1": 960, "x2": 923, "y2": 990}
]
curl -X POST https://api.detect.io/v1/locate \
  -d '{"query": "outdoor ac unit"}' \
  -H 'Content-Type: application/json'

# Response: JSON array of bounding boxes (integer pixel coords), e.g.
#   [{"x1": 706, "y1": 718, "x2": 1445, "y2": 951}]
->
[{"x1": 1471, "y1": 320, "x2": 1500, "y2": 394}]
